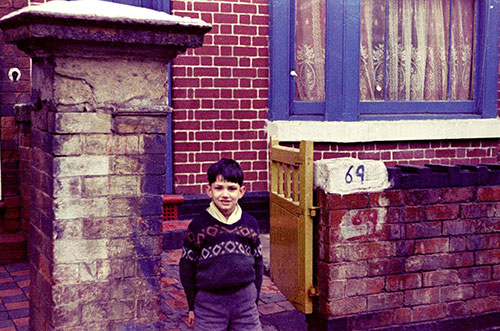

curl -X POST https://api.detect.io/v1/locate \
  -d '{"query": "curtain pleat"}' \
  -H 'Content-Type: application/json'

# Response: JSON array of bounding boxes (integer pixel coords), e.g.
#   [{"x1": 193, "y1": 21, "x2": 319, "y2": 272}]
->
[
  {"x1": 359, "y1": 0, "x2": 474, "y2": 102},
  {"x1": 294, "y1": 0, "x2": 326, "y2": 101}
]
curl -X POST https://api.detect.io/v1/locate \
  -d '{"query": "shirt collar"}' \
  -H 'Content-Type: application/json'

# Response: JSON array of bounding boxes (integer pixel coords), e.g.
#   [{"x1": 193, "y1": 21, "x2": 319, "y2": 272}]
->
[{"x1": 207, "y1": 201, "x2": 242, "y2": 225}]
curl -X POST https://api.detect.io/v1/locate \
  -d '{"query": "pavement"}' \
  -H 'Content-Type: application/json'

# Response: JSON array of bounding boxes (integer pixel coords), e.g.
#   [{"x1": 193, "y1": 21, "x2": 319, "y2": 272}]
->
[
  {"x1": 0, "y1": 234, "x2": 308, "y2": 331},
  {"x1": 0, "y1": 263, "x2": 29, "y2": 331}
]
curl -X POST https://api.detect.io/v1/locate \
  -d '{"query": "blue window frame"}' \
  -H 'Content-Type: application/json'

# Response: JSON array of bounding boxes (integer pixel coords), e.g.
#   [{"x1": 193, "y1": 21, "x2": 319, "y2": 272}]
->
[
  {"x1": 106, "y1": 0, "x2": 169, "y2": 11},
  {"x1": 269, "y1": 0, "x2": 499, "y2": 121}
]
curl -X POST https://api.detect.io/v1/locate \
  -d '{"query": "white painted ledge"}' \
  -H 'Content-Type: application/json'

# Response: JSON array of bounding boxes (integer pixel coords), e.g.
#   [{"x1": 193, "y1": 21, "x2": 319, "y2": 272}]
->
[{"x1": 267, "y1": 118, "x2": 500, "y2": 143}]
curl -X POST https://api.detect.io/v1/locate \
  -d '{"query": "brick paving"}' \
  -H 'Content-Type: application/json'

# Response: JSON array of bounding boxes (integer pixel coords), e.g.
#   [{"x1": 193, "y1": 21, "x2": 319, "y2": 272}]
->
[
  {"x1": 0, "y1": 245, "x2": 307, "y2": 331},
  {"x1": 160, "y1": 249, "x2": 306, "y2": 331},
  {"x1": 0, "y1": 264, "x2": 30, "y2": 331}
]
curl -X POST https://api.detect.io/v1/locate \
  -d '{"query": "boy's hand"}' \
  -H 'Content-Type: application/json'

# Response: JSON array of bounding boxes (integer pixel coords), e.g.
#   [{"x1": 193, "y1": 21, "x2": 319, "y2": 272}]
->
[{"x1": 187, "y1": 311, "x2": 195, "y2": 327}]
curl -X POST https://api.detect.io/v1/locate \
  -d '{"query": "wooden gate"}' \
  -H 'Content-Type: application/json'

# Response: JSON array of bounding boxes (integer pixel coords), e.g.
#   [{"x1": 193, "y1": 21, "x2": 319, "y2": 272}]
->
[{"x1": 269, "y1": 136, "x2": 316, "y2": 314}]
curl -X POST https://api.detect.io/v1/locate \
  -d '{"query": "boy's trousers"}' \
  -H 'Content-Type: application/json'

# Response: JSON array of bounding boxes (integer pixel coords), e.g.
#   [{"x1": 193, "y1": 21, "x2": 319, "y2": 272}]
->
[{"x1": 194, "y1": 283, "x2": 262, "y2": 331}]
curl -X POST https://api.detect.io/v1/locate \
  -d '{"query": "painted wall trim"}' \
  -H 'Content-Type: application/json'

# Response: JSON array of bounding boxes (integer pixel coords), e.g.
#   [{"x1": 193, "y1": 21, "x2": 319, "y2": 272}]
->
[
  {"x1": 267, "y1": 118, "x2": 500, "y2": 143},
  {"x1": 165, "y1": 0, "x2": 173, "y2": 194}
]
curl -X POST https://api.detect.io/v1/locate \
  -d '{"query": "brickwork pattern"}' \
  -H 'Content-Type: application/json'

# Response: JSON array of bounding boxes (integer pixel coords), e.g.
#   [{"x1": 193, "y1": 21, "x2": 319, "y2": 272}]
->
[
  {"x1": 16, "y1": 119, "x2": 29, "y2": 238},
  {"x1": 170, "y1": 0, "x2": 270, "y2": 194},
  {"x1": 313, "y1": 139, "x2": 499, "y2": 166},
  {"x1": 315, "y1": 185, "x2": 500, "y2": 329},
  {"x1": 169, "y1": 0, "x2": 500, "y2": 196},
  {"x1": 0, "y1": 0, "x2": 30, "y2": 237}
]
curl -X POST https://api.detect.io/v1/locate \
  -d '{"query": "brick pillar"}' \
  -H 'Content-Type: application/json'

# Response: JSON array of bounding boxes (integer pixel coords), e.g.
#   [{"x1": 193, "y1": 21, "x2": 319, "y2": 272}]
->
[{"x1": 0, "y1": 2, "x2": 210, "y2": 329}]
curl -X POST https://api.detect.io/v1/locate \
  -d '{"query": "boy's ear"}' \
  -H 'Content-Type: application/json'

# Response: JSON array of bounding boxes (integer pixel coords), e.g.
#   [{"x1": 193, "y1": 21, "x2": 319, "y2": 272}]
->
[
  {"x1": 239, "y1": 185, "x2": 247, "y2": 197},
  {"x1": 205, "y1": 184, "x2": 213, "y2": 198}
]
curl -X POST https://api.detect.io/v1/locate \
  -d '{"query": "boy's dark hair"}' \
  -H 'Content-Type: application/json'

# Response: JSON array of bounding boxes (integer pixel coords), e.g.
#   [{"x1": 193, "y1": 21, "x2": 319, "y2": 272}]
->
[{"x1": 207, "y1": 158, "x2": 244, "y2": 186}]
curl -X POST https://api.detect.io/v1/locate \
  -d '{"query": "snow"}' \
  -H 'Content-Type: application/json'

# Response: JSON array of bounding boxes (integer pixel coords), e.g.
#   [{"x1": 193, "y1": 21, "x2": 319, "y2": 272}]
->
[{"x1": 0, "y1": 0, "x2": 211, "y2": 29}]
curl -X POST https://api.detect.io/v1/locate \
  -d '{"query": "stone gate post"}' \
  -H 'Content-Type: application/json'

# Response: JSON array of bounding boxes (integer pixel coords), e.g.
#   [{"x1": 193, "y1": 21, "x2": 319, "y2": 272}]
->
[{"x1": 0, "y1": 2, "x2": 210, "y2": 329}]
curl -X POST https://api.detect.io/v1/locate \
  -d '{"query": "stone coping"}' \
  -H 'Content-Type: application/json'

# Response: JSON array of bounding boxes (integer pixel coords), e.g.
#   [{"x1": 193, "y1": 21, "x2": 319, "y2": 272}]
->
[
  {"x1": 0, "y1": 0, "x2": 211, "y2": 30},
  {"x1": 0, "y1": 0, "x2": 212, "y2": 54}
]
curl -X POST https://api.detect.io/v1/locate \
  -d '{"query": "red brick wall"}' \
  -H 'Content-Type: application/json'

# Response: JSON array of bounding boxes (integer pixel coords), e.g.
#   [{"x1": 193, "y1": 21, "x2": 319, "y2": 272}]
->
[
  {"x1": 313, "y1": 139, "x2": 499, "y2": 166},
  {"x1": 170, "y1": 0, "x2": 500, "y2": 196},
  {"x1": 315, "y1": 184, "x2": 500, "y2": 329},
  {"x1": 0, "y1": 0, "x2": 30, "y2": 235},
  {"x1": 170, "y1": 0, "x2": 270, "y2": 194}
]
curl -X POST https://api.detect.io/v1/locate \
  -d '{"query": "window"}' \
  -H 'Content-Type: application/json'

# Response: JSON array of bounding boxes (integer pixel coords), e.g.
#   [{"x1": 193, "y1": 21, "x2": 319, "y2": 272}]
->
[
  {"x1": 269, "y1": 0, "x2": 499, "y2": 121},
  {"x1": 98, "y1": 0, "x2": 169, "y2": 12}
]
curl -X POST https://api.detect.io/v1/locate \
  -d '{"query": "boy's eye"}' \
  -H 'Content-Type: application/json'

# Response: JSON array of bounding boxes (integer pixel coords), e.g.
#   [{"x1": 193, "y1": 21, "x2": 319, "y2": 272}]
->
[{"x1": 211, "y1": 183, "x2": 239, "y2": 192}]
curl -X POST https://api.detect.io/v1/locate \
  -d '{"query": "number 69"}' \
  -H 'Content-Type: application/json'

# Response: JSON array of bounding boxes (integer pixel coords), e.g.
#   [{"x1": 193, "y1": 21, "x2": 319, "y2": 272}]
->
[{"x1": 345, "y1": 165, "x2": 365, "y2": 184}]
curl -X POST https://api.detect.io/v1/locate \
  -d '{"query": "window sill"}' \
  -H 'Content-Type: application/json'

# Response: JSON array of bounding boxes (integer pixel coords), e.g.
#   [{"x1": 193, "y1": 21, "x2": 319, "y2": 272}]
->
[{"x1": 267, "y1": 118, "x2": 500, "y2": 143}]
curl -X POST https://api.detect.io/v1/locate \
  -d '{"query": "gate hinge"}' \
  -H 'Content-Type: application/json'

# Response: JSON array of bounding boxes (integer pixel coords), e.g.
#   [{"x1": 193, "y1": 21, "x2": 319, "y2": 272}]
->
[
  {"x1": 308, "y1": 286, "x2": 320, "y2": 297},
  {"x1": 309, "y1": 206, "x2": 319, "y2": 217}
]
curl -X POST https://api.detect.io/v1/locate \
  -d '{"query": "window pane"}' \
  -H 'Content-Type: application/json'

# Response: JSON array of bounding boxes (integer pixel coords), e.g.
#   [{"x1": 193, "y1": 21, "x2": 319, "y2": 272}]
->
[
  {"x1": 450, "y1": 0, "x2": 475, "y2": 100},
  {"x1": 360, "y1": 0, "x2": 386, "y2": 101},
  {"x1": 295, "y1": 0, "x2": 326, "y2": 101},
  {"x1": 360, "y1": 0, "x2": 475, "y2": 101}
]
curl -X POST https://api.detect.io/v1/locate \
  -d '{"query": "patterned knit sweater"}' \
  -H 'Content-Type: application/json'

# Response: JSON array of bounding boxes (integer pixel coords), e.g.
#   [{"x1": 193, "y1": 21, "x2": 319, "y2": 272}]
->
[{"x1": 179, "y1": 210, "x2": 264, "y2": 311}]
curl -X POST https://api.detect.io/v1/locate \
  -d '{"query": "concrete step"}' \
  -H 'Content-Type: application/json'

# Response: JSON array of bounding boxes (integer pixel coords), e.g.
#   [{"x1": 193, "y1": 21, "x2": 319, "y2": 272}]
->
[
  {"x1": 0, "y1": 232, "x2": 27, "y2": 265},
  {"x1": 162, "y1": 220, "x2": 190, "y2": 250}
]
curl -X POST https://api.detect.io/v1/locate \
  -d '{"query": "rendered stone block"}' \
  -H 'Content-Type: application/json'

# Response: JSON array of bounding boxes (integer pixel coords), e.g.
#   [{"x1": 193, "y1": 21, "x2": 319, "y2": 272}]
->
[
  {"x1": 141, "y1": 134, "x2": 167, "y2": 154},
  {"x1": 54, "y1": 239, "x2": 108, "y2": 263},
  {"x1": 54, "y1": 113, "x2": 112, "y2": 134},
  {"x1": 54, "y1": 155, "x2": 109, "y2": 177},
  {"x1": 54, "y1": 57, "x2": 169, "y2": 107},
  {"x1": 52, "y1": 134, "x2": 83, "y2": 156},
  {"x1": 113, "y1": 115, "x2": 168, "y2": 134},
  {"x1": 53, "y1": 218, "x2": 83, "y2": 240},
  {"x1": 54, "y1": 197, "x2": 108, "y2": 219},
  {"x1": 314, "y1": 157, "x2": 390, "y2": 195},
  {"x1": 110, "y1": 175, "x2": 139, "y2": 196},
  {"x1": 53, "y1": 177, "x2": 81, "y2": 198},
  {"x1": 81, "y1": 176, "x2": 109, "y2": 197}
]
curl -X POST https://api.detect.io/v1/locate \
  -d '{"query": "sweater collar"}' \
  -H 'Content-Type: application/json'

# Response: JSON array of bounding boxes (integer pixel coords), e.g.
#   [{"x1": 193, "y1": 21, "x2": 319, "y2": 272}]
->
[{"x1": 207, "y1": 201, "x2": 242, "y2": 225}]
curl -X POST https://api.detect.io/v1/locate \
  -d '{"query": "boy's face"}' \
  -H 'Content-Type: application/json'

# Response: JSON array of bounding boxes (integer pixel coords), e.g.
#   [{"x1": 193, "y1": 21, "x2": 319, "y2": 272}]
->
[{"x1": 206, "y1": 175, "x2": 246, "y2": 218}]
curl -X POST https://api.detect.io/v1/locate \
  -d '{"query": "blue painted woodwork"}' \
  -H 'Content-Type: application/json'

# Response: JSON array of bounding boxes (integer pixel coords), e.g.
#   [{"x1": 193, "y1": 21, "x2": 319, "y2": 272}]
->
[
  {"x1": 269, "y1": 0, "x2": 500, "y2": 122},
  {"x1": 478, "y1": 0, "x2": 500, "y2": 119},
  {"x1": 106, "y1": 0, "x2": 168, "y2": 11},
  {"x1": 269, "y1": 0, "x2": 291, "y2": 121}
]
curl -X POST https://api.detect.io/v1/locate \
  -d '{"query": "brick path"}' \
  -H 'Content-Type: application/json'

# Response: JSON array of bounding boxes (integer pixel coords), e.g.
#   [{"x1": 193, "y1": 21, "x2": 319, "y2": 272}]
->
[
  {"x1": 0, "y1": 248, "x2": 306, "y2": 331},
  {"x1": 161, "y1": 249, "x2": 306, "y2": 331},
  {"x1": 0, "y1": 263, "x2": 29, "y2": 331}
]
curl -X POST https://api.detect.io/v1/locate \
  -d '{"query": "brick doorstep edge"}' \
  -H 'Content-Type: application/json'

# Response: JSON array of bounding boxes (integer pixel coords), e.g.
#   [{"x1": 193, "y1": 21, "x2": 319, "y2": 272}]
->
[
  {"x1": 162, "y1": 227, "x2": 188, "y2": 250},
  {"x1": 0, "y1": 232, "x2": 27, "y2": 265}
]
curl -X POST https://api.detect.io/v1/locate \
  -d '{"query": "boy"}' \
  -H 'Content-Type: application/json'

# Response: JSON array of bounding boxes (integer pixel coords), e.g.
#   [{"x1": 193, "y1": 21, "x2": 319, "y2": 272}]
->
[{"x1": 179, "y1": 158, "x2": 263, "y2": 330}]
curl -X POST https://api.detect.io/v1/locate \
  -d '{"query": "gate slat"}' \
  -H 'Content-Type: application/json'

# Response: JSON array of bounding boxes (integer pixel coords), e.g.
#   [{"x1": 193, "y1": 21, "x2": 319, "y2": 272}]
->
[
  {"x1": 293, "y1": 167, "x2": 299, "y2": 202},
  {"x1": 270, "y1": 146, "x2": 303, "y2": 166},
  {"x1": 284, "y1": 165, "x2": 291, "y2": 199}
]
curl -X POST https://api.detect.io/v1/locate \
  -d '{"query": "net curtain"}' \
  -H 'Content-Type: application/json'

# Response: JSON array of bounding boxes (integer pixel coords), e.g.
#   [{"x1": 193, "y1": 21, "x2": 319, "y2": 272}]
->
[{"x1": 294, "y1": 0, "x2": 475, "y2": 102}]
